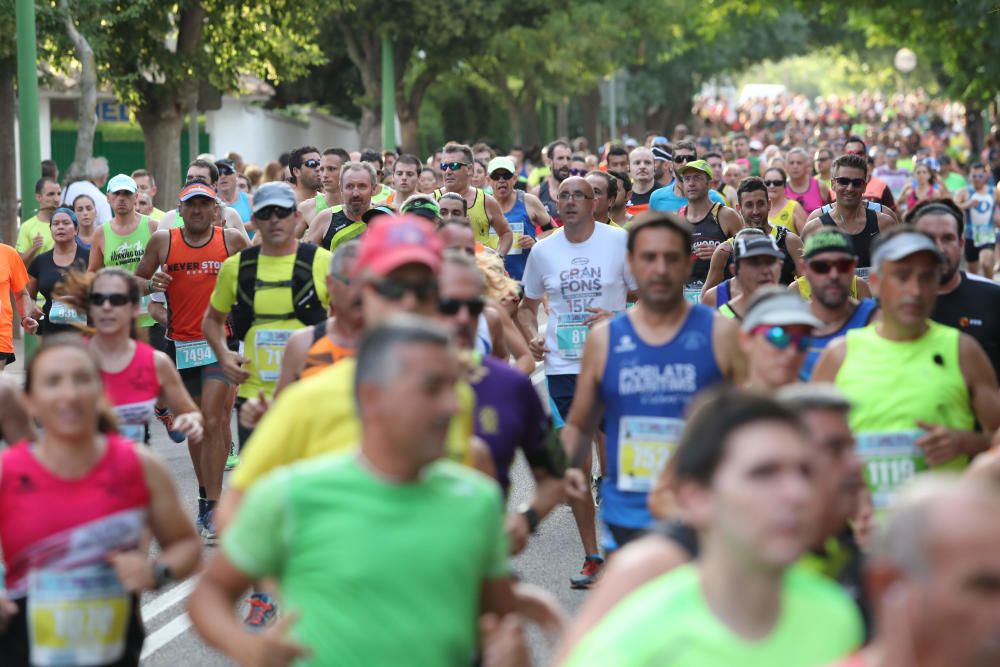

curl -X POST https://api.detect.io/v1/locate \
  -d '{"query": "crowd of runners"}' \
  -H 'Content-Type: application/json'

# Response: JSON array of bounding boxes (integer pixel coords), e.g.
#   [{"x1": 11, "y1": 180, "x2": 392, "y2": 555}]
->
[{"x1": 2, "y1": 108, "x2": 1000, "y2": 667}]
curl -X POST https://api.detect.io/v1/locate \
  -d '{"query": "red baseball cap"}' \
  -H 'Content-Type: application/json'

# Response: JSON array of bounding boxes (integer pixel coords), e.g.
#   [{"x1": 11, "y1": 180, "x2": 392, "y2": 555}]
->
[
  {"x1": 353, "y1": 215, "x2": 443, "y2": 278},
  {"x1": 178, "y1": 183, "x2": 217, "y2": 202}
]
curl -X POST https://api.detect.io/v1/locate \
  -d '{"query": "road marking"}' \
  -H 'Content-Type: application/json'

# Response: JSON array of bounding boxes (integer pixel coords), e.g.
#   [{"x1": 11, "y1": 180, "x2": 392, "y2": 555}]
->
[
  {"x1": 141, "y1": 578, "x2": 197, "y2": 623},
  {"x1": 141, "y1": 612, "x2": 192, "y2": 659}
]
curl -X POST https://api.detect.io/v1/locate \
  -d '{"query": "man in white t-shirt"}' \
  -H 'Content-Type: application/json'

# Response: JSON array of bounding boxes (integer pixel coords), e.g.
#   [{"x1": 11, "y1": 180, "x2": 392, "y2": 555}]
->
[
  {"x1": 62, "y1": 156, "x2": 113, "y2": 224},
  {"x1": 517, "y1": 175, "x2": 635, "y2": 588}
]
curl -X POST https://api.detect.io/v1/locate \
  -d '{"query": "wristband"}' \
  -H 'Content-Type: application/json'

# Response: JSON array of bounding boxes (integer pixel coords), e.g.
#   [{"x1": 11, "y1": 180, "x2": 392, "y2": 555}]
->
[{"x1": 518, "y1": 504, "x2": 540, "y2": 534}]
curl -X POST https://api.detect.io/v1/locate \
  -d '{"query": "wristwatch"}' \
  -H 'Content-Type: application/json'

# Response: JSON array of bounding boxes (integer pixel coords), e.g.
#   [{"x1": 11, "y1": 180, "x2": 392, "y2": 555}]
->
[
  {"x1": 152, "y1": 561, "x2": 174, "y2": 590},
  {"x1": 518, "y1": 504, "x2": 540, "y2": 534}
]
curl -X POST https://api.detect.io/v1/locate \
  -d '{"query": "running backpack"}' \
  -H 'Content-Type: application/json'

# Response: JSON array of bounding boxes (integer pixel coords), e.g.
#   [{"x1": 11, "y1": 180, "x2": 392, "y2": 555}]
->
[{"x1": 232, "y1": 243, "x2": 326, "y2": 340}]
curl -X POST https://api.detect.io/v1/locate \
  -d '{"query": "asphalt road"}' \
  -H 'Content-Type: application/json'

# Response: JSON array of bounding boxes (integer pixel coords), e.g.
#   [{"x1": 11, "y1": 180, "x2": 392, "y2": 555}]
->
[{"x1": 138, "y1": 365, "x2": 595, "y2": 666}]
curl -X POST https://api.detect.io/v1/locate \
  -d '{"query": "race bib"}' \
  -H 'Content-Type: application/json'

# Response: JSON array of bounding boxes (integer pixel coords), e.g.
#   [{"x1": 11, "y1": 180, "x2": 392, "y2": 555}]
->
[
  {"x1": 254, "y1": 329, "x2": 293, "y2": 383},
  {"x1": 854, "y1": 267, "x2": 871, "y2": 280},
  {"x1": 617, "y1": 416, "x2": 685, "y2": 493},
  {"x1": 118, "y1": 424, "x2": 145, "y2": 443},
  {"x1": 138, "y1": 295, "x2": 151, "y2": 316},
  {"x1": 28, "y1": 564, "x2": 130, "y2": 666},
  {"x1": 683, "y1": 288, "x2": 702, "y2": 304},
  {"x1": 49, "y1": 300, "x2": 86, "y2": 326},
  {"x1": 971, "y1": 224, "x2": 995, "y2": 248},
  {"x1": 504, "y1": 222, "x2": 525, "y2": 255},
  {"x1": 175, "y1": 339, "x2": 217, "y2": 370},
  {"x1": 856, "y1": 430, "x2": 925, "y2": 510},
  {"x1": 555, "y1": 313, "x2": 589, "y2": 360}
]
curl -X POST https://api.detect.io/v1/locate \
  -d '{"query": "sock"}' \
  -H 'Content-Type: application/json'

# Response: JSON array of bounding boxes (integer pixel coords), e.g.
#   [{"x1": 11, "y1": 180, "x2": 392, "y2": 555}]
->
[
  {"x1": 586, "y1": 553, "x2": 603, "y2": 561},
  {"x1": 204, "y1": 499, "x2": 218, "y2": 515},
  {"x1": 198, "y1": 497, "x2": 207, "y2": 517},
  {"x1": 199, "y1": 485, "x2": 206, "y2": 499}
]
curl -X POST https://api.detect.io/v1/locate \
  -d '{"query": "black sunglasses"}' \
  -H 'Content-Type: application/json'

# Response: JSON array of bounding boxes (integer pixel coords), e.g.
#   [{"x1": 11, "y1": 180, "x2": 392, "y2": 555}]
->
[
  {"x1": 764, "y1": 179, "x2": 786, "y2": 187},
  {"x1": 491, "y1": 171, "x2": 514, "y2": 181},
  {"x1": 673, "y1": 155, "x2": 696, "y2": 164},
  {"x1": 833, "y1": 176, "x2": 866, "y2": 189},
  {"x1": 302, "y1": 159, "x2": 321, "y2": 169},
  {"x1": 370, "y1": 278, "x2": 437, "y2": 302},
  {"x1": 808, "y1": 258, "x2": 856, "y2": 274},
  {"x1": 255, "y1": 206, "x2": 295, "y2": 221},
  {"x1": 438, "y1": 297, "x2": 485, "y2": 317},
  {"x1": 90, "y1": 292, "x2": 132, "y2": 307},
  {"x1": 440, "y1": 162, "x2": 468, "y2": 172},
  {"x1": 568, "y1": 168, "x2": 587, "y2": 176},
  {"x1": 217, "y1": 165, "x2": 235, "y2": 176}
]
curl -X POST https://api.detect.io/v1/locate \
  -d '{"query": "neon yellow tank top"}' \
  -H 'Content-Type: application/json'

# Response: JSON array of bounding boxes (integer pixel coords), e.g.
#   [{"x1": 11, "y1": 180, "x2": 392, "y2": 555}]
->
[
  {"x1": 835, "y1": 321, "x2": 973, "y2": 511},
  {"x1": 435, "y1": 188, "x2": 493, "y2": 248},
  {"x1": 769, "y1": 200, "x2": 797, "y2": 231},
  {"x1": 797, "y1": 275, "x2": 860, "y2": 300}
]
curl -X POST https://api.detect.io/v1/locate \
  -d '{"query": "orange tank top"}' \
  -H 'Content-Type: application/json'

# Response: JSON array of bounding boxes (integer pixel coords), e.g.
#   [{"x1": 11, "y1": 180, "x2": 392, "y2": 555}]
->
[
  {"x1": 300, "y1": 321, "x2": 355, "y2": 379},
  {"x1": 165, "y1": 226, "x2": 229, "y2": 341}
]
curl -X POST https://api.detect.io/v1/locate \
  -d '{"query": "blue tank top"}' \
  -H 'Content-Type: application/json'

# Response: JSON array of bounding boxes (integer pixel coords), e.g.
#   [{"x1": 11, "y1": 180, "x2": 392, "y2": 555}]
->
[
  {"x1": 716, "y1": 279, "x2": 731, "y2": 309},
  {"x1": 799, "y1": 298, "x2": 878, "y2": 380},
  {"x1": 230, "y1": 191, "x2": 252, "y2": 223},
  {"x1": 598, "y1": 306, "x2": 724, "y2": 534},
  {"x1": 500, "y1": 191, "x2": 534, "y2": 280}
]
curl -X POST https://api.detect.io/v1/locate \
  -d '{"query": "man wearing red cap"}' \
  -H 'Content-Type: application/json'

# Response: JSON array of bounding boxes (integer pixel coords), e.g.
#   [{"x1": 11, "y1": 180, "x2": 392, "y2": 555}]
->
[{"x1": 217, "y1": 215, "x2": 488, "y2": 532}]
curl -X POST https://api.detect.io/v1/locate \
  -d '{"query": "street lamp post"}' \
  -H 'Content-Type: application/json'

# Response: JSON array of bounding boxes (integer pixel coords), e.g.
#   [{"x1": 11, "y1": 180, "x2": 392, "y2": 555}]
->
[{"x1": 15, "y1": 0, "x2": 41, "y2": 220}]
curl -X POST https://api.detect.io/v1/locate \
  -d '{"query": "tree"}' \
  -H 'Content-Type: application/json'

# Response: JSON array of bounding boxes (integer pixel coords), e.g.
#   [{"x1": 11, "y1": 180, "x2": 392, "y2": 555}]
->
[{"x1": 57, "y1": 0, "x2": 97, "y2": 180}]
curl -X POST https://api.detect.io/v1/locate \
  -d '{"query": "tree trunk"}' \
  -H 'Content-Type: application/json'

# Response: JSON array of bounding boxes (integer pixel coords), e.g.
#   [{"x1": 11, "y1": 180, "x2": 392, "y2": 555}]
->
[
  {"x1": 59, "y1": 0, "x2": 97, "y2": 180},
  {"x1": 398, "y1": 112, "x2": 419, "y2": 155},
  {"x1": 506, "y1": 102, "x2": 523, "y2": 147},
  {"x1": 0, "y1": 57, "x2": 17, "y2": 245},
  {"x1": 136, "y1": 107, "x2": 185, "y2": 210},
  {"x1": 358, "y1": 107, "x2": 379, "y2": 150},
  {"x1": 395, "y1": 69, "x2": 434, "y2": 156}
]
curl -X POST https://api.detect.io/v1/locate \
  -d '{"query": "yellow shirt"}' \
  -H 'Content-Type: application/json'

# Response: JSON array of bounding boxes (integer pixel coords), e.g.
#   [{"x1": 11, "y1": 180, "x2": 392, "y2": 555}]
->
[
  {"x1": 797, "y1": 275, "x2": 859, "y2": 300},
  {"x1": 209, "y1": 248, "x2": 332, "y2": 400},
  {"x1": 230, "y1": 357, "x2": 475, "y2": 491},
  {"x1": 769, "y1": 200, "x2": 797, "y2": 231},
  {"x1": 15, "y1": 216, "x2": 54, "y2": 254}
]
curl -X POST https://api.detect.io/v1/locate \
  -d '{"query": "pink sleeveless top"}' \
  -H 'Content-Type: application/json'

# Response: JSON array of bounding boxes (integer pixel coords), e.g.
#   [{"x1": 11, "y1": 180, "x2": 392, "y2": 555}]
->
[
  {"x1": 101, "y1": 341, "x2": 161, "y2": 443},
  {"x1": 0, "y1": 435, "x2": 149, "y2": 596},
  {"x1": 786, "y1": 177, "x2": 825, "y2": 214}
]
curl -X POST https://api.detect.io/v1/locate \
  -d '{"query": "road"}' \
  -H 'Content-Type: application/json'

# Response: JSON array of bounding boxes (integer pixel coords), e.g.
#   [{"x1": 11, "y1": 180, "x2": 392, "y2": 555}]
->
[{"x1": 138, "y1": 364, "x2": 595, "y2": 665}]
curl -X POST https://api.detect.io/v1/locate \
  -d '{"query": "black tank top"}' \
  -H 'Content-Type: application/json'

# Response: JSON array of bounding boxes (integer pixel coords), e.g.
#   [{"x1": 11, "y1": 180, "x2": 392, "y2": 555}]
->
[
  {"x1": 537, "y1": 180, "x2": 561, "y2": 225},
  {"x1": 686, "y1": 202, "x2": 726, "y2": 284},
  {"x1": 820, "y1": 209, "x2": 880, "y2": 267}
]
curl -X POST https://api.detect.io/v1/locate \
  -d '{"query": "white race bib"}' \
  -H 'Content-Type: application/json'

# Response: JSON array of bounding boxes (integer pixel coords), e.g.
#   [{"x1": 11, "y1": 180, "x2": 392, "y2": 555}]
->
[
  {"x1": 175, "y1": 339, "x2": 217, "y2": 370},
  {"x1": 253, "y1": 329, "x2": 293, "y2": 383},
  {"x1": 49, "y1": 300, "x2": 86, "y2": 326},
  {"x1": 617, "y1": 416, "x2": 685, "y2": 492},
  {"x1": 856, "y1": 430, "x2": 924, "y2": 510}
]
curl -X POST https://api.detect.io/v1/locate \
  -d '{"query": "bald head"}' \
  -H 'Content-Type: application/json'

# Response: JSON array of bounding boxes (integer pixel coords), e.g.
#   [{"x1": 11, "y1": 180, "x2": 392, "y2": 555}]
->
[
  {"x1": 557, "y1": 177, "x2": 595, "y2": 226},
  {"x1": 629, "y1": 147, "x2": 655, "y2": 189}
]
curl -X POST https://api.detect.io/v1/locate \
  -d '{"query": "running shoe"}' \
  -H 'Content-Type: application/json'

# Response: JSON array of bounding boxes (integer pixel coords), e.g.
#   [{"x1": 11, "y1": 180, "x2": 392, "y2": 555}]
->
[
  {"x1": 200, "y1": 510, "x2": 218, "y2": 546},
  {"x1": 155, "y1": 407, "x2": 186, "y2": 443},
  {"x1": 244, "y1": 592, "x2": 278, "y2": 631},
  {"x1": 225, "y1": 443, "x2": 239, "y2": 471},
  {"x1": 570, "y1": 555, "x2": 605, "y2": 590}
]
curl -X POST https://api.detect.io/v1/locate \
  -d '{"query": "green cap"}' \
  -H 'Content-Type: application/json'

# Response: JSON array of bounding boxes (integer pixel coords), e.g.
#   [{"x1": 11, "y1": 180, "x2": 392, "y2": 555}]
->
[
  {"x1": 401, "y1": 197, "x2": 440, "y2": 223},
  {"x1": 677, "y1": 159, "x2": 713, "y2": 180},
  {"x1": 803, "y1": 229, "x2": 856, "y2": 260}
]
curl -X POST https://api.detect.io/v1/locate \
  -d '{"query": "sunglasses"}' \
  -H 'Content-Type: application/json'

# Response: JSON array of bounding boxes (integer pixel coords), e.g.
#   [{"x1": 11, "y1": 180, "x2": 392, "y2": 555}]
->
[
  {"x1": 255, "y1": 206, "x2": 295, "y2": 221},
  {"x1": 490, "y1": 171, "x2": 514, "y2": 181},
  {"x1": 440, "y1": 162, "x2": 468, "y2": 172},
  {"x1": 302, "y1": 159, "x2": 321, "y2": 169},
  {"x1": 217, "y1": 165, "x2": 235, "y2": 176},
  {"x1": 752, "y1": 325, "x2": 812, "y2": 351},
  {"x1": 808, "y1": 258, "x2": 856, "y2": 274},
  {"x1": 764, "y1": 179, "x2": 786, "y2": 187},
  {"x1": 568, "y1": 168, "x2": 587, "y2": 176},
  {"x1": 833, "y1": 176, "x2": 866, "y2": 189},
  {"x1": 90, "y1": 292, "x2": 132, "y2": 307},
  {"x1": 369, "y1": 278, "x2": 437, "y2": 302},
  {"x1": 438, "y1": 297, "x2": 485, "y2": 317},
  {"x1": 673, "y1": 155, "x2": 696, "y2": 164}
]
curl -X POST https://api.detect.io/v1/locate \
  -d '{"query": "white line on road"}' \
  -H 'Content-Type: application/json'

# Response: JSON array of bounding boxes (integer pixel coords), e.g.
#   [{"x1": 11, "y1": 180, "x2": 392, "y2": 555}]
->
[
  {"x1": 141, "y1": 578, "x2": 197, "y2": 623},
  {"x1": 141, "y1": 612, "x2": 192, "y2": 660}
]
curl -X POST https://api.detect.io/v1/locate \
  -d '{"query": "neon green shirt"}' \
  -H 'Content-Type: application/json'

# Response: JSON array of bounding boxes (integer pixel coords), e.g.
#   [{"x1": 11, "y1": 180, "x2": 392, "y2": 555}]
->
[
  {"x1": 565, "y1": 564, "x2": 861, "y2": 667},
  {"x1": 835, "y1": 321, "x2": 973, "y2": 511},
  {"x1": 15, "y1": 216, "x2": 54, "y2": 255},
  {"x1": 223, "y1": 453, "x2": 509, "y2": 666}
]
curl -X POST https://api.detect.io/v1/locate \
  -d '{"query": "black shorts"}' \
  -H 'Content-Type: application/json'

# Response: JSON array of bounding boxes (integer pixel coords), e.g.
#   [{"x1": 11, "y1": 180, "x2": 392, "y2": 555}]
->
[
  {"x1": 234, "y1": 396, "x2": 253, "y2": 448},
  {"x1": 965, "y1": 237, "x2": 994, "y2": 262},
  {"x1": 547, "y1": 374, "x2": 578, "y2": 423},
  {"x1": 605, "y1": 522, "x2": 648, "y2": 551},
  {"x1": 162, "y1": 338, "x2": 235, "y2": 398},
  {"x1": 0, "y1": 351, "x2": 15, "y2": 365}
]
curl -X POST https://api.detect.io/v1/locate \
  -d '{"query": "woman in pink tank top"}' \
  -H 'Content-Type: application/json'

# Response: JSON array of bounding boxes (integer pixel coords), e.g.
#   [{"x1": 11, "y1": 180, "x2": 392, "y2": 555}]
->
[
  {"x1": 0, "y1": 336, "x2": 202, "y2": 666},
  {"x1": 56, "y1": 267, "x2": 203, "y2": 445}
]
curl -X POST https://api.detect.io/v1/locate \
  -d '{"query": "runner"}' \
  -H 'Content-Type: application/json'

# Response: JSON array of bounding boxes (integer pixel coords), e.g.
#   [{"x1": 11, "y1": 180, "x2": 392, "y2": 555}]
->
[
  {"x1": 605, "y1": 145, "x2": 629, "y2": 173},
  {"x1": 871, "y1": 147, "x2": 911, "y2": 201},
  {"x1": 296, "y1": 147, "x2": 349, "y2": 234},
  {"x1": 388, "y1": 153, "x2": 421, "y2": 208},
  {"x1": 360, "y1": 149, "x2": 394, "y2": 205},
  {"x1": 154, "y1": 160, "x2": 252, "y2": 243},
  {"x1": 954, "y1": 162, "x2": 999, "y2": 277},
  {"x1": 16, "y1": 177, "x2": 59, "y2": 266},
  {"x1": 911, "y1": 200, "x2": 1000, "y2": 378},
  {"x1": 732, "y1": 133, "x2": 762, "y2": 176},
  {"x1": 814, "y1": 147, "x2": 834, "y2": 187},
  {"x1": 701, "y1": 176, "x2": 802, "y2": 299},
  {"x1": 899, "y1": 161, "x2": 949, "y2": 216},
  {"x1": 436, "y1": 250, "x2": 565, "y2": 553},
  {"x1": 560, "y1": 212, "x2": 739, "y2": 561},
  {"x1": 607, "y1": 170, "x2": 632, "y2": 225},
  {"x1": 785, "y1": 147, "x2": 830, "y2": 214},
  {"x1": 130, "y1": 169, "x2": 166, "y2": 220},
  {"x1": 715, "y1": 235, "x2": 785, "y2": 320},
  {"x1": 834, "y1": 476, "x2": 1000, "y2": 667},
  {"x1": 304, "y1": 161, "x2": 374, "y2": 251},
  {"x1": 585, "y1": 171, "x2": 624, "y2": 228},
  {"x1": 488, "y1": 156, "x2": 551, "y2": 280},
  {"x1": 797, "y1": 229, "x2": 879, "y2": 381},
  {"x1": 71, "y1": 193, "x2": 98, "y2": 249},
  {"x1": 436, "y1": 142, "x2": 513, "y2": 253},
  {"x1": 204, "y1": 181, "x2": 331, "y2": 450},
  {"x1": 766, "y1": 167, "x2": 808, "y2": 233},
  {"x1": 678, "y1": 160, "x2": 741, "y2": 287},
  {"x1": 812, "y1": 226, "x2": 1000, "y2": 512},
  {"x1": 625, "y1": 147, "x2": 661, "y2": 215},
  {"x1": 737, "y1": 288, "x2": 822, "y2": 390},
  {"x1": 190, "y1": 317, "x2": 524, "y2": 666},
  {"x1": 517, "y1": 176, "x2": 636, "y2": 588},
  {"x1": 287, "y1": 145, "x2": 322, "y2": 204},
  {"x1": 214, "y1": 158, "x2": 252, "y2": 226},
  {"x1": 0, "y1": 335, "x2": 201, "y2": 666},
  {"x1": 558, "y1": 389, "x2": 862, "y2": 666},
  {"x1": 61, "y1": 156, "x2": 112, "y2": 224},
  {"x1": 136, "y1": 182, "x2": 249, "y2": 543},
  {"x1": 800, "y1": 155, "x2": 895, "y2": 276},
  {"x1": 0, "y1": 242, "x2": 40, "y2": 371},
  {"x1": 533, "y1": 140, "x2": 572, "y2": 224},
  {"x1": 705, "y1": 152, "x2": 737, "y2": 205},
  {"x1": 842, "y1": 136, "x2": 896, "y2": 211},
  {"x1": 27, "y1": 208, "x2": 89, "y2": 336}
]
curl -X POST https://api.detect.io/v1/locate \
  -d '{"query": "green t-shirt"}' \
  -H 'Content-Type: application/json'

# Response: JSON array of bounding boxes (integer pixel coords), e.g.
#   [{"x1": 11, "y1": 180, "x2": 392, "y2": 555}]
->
[
  {"x1": 15, "y1": 215, "x2": 54, "y2": 255},
  {"x1": 223, "y1": 453, "x2": 509, "y2": 666},
  {"x1": 208, "y1": 248, "x2": 332, "y2": 399},
  {"x1": 944, "y1": 172, "x2": 968, "y2": 194},
  {"x1": 103, "y1": 216, "x2": 155, "y2": 327},
  {"x1": 565, "y1": 564, "x2": 862, "y2": 667}
]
